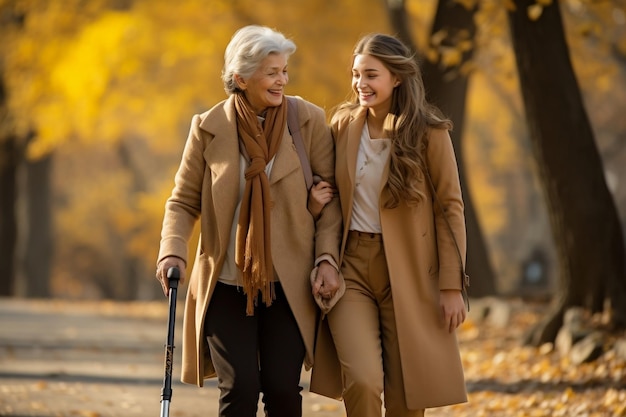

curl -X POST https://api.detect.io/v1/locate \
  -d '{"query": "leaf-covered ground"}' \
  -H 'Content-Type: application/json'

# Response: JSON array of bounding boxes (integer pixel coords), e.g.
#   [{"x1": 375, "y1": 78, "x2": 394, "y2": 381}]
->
[
  {"x1": 433, "y1": 299, "x2": 626, "y2": 417},
  {"x1": 0, "y1": 298, "x2": 625, "y2": 417}
]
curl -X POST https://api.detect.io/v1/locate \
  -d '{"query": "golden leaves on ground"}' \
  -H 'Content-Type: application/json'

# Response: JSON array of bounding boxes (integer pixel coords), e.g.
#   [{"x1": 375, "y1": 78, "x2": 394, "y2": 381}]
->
[
  {"x1": 0, "y1": 380, "x2": 104, "y2": 417},
  {"x1": 435, "y1": 299, "x2": 626, "y2": 416}
]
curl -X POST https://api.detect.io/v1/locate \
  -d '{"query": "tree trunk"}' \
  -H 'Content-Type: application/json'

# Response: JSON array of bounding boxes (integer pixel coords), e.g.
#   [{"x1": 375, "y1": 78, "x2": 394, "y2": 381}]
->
[
  {"x1": 0, "y1": 137, "x2": 18, "y2": 296},
  {"x1": 385, "y1": 0, "x2": 497, "y2": 296},
  {"x1": 0, "y1": 70, "x2": 21, "y2": 296},
  {"x1": 509, "y1": 0, "x2": 626, "y2": 344},
  {"x1": 116, "y1": 140, "x2": 147, "y2": 300},
  {"x1": 422, "y1": 0, "x2": 497, "y2": 297},
  {"x1": 385, "y1": 0, "x2": 414, "y2": 47},
  {"x1": 0, "y1": 4, "x2": 27, "y2": 297},
  {"x1": 23, "y1": 153, "x2": 53, "y2": 298}
]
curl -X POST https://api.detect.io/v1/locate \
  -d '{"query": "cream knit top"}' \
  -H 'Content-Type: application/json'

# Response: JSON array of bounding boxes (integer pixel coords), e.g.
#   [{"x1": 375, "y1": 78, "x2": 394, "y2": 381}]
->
[{"x1": 349, "y1": 123, "x2": 392, "y2": 234}]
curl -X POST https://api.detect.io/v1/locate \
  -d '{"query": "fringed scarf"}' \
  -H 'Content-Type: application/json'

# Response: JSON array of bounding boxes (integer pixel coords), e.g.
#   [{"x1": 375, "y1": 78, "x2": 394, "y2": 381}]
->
[{"x1": 234, "y1": 93, "x2": 287, "y2": 315}]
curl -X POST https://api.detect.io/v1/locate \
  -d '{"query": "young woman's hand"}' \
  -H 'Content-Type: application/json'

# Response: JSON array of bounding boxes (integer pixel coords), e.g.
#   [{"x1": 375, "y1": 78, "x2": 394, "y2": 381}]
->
[
  {"x1": 308, "y1": 180, "x2": 335, "y2": 219},
  {"x1": 439, "y1": 289, "x2": 466, "y2": 333}
]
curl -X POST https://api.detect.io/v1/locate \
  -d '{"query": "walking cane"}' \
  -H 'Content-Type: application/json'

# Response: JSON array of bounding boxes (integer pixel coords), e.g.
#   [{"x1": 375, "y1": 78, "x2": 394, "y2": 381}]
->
[{"x1": 160, "y1": 266, "x2": 180, "y2": 417}]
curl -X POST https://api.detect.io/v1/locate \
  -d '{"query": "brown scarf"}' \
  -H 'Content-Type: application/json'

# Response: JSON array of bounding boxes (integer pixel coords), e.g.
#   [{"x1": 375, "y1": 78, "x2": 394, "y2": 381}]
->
[{"x1": 234, "y1": 93, "x2": 287, "y2": 315}]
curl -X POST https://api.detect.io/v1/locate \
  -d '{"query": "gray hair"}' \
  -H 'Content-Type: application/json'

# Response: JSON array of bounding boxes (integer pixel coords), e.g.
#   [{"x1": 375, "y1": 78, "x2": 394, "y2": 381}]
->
[{"x1": 222, "y1": 25, "x2": 296, "y2": 95}]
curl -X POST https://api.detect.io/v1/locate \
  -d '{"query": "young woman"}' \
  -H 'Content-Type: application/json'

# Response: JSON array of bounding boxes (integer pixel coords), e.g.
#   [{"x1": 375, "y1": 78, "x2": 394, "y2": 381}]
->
[
  {"x1": 155, "y1": 25, "x2": 342, "y2": 417},
  {"x1": 312, "y1": 33, "x2": 469, "y2": 417}
]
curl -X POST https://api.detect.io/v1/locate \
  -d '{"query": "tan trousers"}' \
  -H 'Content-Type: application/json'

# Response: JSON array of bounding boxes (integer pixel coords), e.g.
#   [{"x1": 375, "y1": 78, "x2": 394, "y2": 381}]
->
[{"x1": 327, "y1": 231, "x2": 424, "y2": 417}]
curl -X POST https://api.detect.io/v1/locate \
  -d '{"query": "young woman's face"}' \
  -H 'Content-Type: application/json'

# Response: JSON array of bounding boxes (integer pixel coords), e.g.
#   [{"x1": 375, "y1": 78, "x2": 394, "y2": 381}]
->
[
  {"x1": 352, "y1": 54, "x2": 399, "y2": 115},
  {"x1": 237, "y1": 53, "x2": 289, "y2": 115}
]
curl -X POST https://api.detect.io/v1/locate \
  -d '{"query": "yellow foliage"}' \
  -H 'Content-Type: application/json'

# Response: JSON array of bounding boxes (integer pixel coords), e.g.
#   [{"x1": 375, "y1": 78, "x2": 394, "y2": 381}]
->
[
  {"x1": 503, "y1": 0, "x2": 517, "y2": 11},
  {"x1": 527, "y1": 4, "x2": 544, "y2": 21},
  {"x1": 50, "y1": 12, "x2": 137, "y2": 101},
  {"x1": 465, "y1": 73, "x2": 522, "y2": 236},
  {"x1": 5, "y1": 0, "x2": 392, "y2": 296},
  {"x1": 440, "y1": 46, "x2": 464, "y2": 67},
  {"x1": 457, "y1": 39, "x2": 474, "y2": 52},
  {"x1": 425, "y1": 47, "x2": 440, "y2": 63},
  {"x1": 431, "y1": 29, "x2": 448, "y2": 46},
  {"x1": 426, "y1": 30, "x2": 473, "y2": 69},
  {"x1": 453, "y1": 0, "x2": 479, "y2": 11},
  {"x1": 5, "y1": 0, "x2": 624, "y2": 299},
  {"x1": 404, "y1": 0, "x2": 437, "y2": 52},
  {"x1": 26, "y1": 11, "x2": 151, "y2": 154},
  {"x1": 459, "y1": 60, "x2": 477, "y2": 76}
]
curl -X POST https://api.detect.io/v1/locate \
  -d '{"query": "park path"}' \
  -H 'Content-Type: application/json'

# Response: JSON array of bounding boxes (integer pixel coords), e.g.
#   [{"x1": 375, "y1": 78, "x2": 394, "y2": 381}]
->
[{"x1": 0, "y1": 298, "x2": 344, "y2": 417}]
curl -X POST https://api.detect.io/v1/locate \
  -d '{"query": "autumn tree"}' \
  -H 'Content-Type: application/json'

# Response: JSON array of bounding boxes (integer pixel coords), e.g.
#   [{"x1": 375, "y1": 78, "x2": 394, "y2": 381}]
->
[
  {"x1": 0, "y1": 76, "x2": 20, "y2": 296},
  {"x1": 0, "y1": 2, "x2": 32, "y2": 296},
  {"x1": 2, "y1": 0, "x2": 393, "y2": 300},
  {"x1": 508, "y1": 0, "x2": 626, "y2": 344},
  {"x1": 0, "y1": 0, "x2": 119, "y2": 297},
  {"x1": 6, "y1": 0, "x2": 622, "y2": 304}
]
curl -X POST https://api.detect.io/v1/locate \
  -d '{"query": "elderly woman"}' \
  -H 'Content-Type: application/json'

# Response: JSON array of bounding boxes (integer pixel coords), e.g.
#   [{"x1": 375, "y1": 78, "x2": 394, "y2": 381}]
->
[{"x1": 155, "y1": 25, "x2": 342, "y2": 417}]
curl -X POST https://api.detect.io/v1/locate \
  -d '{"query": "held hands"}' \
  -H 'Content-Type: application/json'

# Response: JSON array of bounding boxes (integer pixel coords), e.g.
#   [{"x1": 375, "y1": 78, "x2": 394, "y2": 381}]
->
[
  {"x1": 156, "y1": 256, "x2": 187, "y2": 296},
  {"x1": 308, "y1": 180, "x2": 335, "y2": 219},
  {"x1": 440, "y1": 289, "x2": 467, "y2": 333},
  {"x1": 311, "y1": 261, "x2": 340, "y2": 300}
]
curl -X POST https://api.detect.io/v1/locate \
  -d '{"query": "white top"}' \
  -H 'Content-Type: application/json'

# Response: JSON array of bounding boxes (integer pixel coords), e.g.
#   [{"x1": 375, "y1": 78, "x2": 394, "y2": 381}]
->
[{"x1": 349, "y1": 123, "x2": 392, "y2": 233}]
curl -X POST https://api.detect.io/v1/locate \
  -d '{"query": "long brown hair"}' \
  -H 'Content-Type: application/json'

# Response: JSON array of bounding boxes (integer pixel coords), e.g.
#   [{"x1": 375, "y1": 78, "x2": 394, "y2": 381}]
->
[{"x1": 337, "y1": 33, "x2": 453, "y2": 208}]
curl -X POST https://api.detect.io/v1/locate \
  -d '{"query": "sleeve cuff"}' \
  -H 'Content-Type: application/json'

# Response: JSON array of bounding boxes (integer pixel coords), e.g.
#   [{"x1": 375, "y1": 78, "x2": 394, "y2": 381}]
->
[{"x1": 315, "y1": 254, "x2": 339, "y2": 272}]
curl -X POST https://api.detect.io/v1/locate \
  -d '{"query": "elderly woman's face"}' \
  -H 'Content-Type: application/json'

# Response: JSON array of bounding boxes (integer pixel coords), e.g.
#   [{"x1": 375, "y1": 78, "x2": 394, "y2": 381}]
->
[{"x1": 237, "y1": 53, "x2": 289, "y2": 115}]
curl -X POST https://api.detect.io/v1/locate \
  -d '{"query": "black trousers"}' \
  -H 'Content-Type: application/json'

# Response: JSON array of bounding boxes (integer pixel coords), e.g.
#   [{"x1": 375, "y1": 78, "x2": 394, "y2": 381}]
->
[{"x1": 205, "y1": 281, "x2": 306, "y2": 417}]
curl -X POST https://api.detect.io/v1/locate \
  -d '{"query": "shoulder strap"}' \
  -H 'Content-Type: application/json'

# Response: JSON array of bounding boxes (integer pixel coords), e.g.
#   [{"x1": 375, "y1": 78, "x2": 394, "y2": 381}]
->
[
  {"x1": 425, "y1": 168, "x2": 471, "y2": 312},
  {"x1": 287, "y1": 96, "x2": 314, "y2": 190}
]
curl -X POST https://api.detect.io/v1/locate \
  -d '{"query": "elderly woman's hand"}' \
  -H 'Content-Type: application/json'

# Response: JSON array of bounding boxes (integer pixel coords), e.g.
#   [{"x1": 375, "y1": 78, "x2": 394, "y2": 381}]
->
[
  {"x1": 311, "y1": 261, "x2": 340, "y2": 299},
  {"x1": 156, "y1": 256, "x2": 187, "y2": 296}
]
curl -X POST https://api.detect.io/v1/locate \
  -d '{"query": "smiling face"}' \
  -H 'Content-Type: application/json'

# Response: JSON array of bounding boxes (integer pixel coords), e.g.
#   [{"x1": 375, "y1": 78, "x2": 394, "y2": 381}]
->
[
  {"x1": 352, "y1": 54, "x2": 399, "y2": 116},
  {"x1": 236, "y1": 52, "x2": 289, "y2": 115}
]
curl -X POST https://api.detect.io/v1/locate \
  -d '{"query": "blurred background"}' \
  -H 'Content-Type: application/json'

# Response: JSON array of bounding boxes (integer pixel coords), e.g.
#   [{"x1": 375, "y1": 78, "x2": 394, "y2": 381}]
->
[{"x1": 0, "y1": 0, "x2": 624, "y2": 319}]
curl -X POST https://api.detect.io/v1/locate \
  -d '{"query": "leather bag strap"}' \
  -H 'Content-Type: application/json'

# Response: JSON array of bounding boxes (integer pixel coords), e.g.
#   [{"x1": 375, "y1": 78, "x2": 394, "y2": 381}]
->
[{"x1": 287, "y1": 96, "x2": 314, "y2": 190}]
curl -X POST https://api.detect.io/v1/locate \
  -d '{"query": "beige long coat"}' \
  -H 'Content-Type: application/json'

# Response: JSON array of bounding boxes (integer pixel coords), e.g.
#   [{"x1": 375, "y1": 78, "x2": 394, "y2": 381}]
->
[
  {"x1": 157, "y1": 95, "x2": 342, "y2": 386},
  {"x1": 311, "y1": 106, "x2": 468, "y2": 409}
]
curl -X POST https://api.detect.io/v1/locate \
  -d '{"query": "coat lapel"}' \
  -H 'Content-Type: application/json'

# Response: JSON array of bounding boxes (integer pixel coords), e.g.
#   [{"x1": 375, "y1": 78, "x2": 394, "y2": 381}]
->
[
  {"x1": 200, "y1": 96, "x2": 241, "y2": 252},
  {"x1": 378, "y1": 113, "x2": 396, "y2": 198},
  {"x1": 338, "y1": 107, "x2": 368, "y2": 259},
  {"x1": 269, "y1": 125, "x2": 300, "y2": 186},
  {"x1": 346, "y1": 107, "x2": 367, "y2": 187}
]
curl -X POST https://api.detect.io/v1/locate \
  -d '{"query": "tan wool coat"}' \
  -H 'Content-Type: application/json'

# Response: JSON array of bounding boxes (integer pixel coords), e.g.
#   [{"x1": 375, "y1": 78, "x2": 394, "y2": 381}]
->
[
  {"x1": 310, "y1": 106, "x2": 468, "y2": 409},
  {"x1": 157, "y1": 95, "x2": 342, "y2": 386}
]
